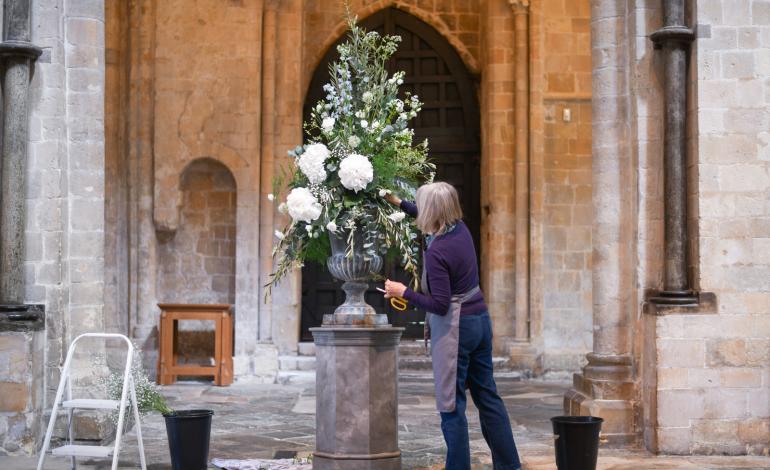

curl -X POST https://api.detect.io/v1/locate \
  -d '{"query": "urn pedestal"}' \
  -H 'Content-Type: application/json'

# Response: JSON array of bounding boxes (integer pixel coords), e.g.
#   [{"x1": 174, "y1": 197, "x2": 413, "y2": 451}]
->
[
  {"x1": 312, "y1": 230, "x2": 404, "y2": 469},
  {"x1": 310, "y1": 327, "x2": 404, "y2": 470}
]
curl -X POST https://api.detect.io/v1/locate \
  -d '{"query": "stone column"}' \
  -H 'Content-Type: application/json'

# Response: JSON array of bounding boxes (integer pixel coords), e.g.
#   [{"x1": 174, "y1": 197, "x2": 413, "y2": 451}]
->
[
  {"x1": 0, "y1": 0, "x2": 46, "y2": 455},
  {"x1": 512, "y1": 0, "x2": 529, "y2": 343},
  {"x1": 507, "y1": 0, "x2": 540, "y2": 370},
  {"x1": 564, "y1": 0, "x2": 636, "y2": 445},
  {"x1": 0, "y1": 0, "x2": 41, "y2": 304},
  {"x1": 127, "y1": 0, "x2": 161, "y2": 370},
  {"x1": 649, "y1": 0, "x2": 696, "y2": 305},
  {"x1": 311, "y1": 327, "x2": 403, "y2": 469},
  {"x1": 481, "y1": 0, "x2": 516, "y2": 350}
]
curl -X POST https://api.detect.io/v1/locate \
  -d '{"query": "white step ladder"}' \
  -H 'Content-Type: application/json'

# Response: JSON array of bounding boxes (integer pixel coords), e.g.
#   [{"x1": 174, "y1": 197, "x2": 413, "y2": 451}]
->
[{"x1": 37, "y1": 333, "x2": 147, "y2": 470}]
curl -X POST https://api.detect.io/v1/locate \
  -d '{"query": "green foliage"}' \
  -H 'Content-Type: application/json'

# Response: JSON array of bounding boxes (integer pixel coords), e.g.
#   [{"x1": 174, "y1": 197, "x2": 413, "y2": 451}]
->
[
  {"x1": 265, "y1": 9, "x2": 434, "y2": 298},
  {"x1": 97, "y1": 348, "x2": 174, "y2": 425}
]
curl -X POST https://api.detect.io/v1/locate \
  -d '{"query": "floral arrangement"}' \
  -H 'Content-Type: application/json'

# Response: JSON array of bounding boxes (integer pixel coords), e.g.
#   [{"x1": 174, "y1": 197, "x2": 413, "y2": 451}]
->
[
  {"x1": 98, "y1": 348, "x2": 174, "y2": 422},
  {"x1": 266, "y1": 13, "x2": 434, "y2": 294}
]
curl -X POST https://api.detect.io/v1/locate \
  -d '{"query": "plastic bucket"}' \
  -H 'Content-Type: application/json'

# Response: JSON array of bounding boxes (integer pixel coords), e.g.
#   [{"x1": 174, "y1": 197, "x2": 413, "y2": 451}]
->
[
  {"x1": 551, "y1": 415, "x2": 603, "y2": 470},
  {"x1": 164, "y1": 409, "x2": 214, "y2": 470}
]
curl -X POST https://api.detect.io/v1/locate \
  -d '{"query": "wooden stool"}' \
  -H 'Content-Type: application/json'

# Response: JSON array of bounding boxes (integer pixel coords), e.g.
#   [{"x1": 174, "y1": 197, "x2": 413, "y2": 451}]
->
[{"x1": 156, "y1": 304, "x2": 233, "y2": 386}]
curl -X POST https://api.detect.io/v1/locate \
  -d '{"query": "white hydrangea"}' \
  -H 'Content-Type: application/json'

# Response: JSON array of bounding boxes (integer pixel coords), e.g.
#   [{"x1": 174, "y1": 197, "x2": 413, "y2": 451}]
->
[
  {"x1": 286, "y1": 187, "x2": 322, "y2": 223},
  {"x1": 338, "y1": 153, "x2": 374, "y2": 193},
  {"x1": 388, "y1": 212, "x2": 406, "y2": 223},
  {"x1": 321, "y1": 117, "x2": 335, "y2": 134},
  {"x1": 298, "y1": 143, "x2": 330, "y2": 184},
  {"x1": 348, "y1": 135, "x2": 361, "y2": 148}
]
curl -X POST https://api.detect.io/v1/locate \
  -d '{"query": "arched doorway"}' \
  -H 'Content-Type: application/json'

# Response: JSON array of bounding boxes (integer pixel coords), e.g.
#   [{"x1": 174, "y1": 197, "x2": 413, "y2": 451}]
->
[{"x1": 301, "y1": 7, "x2": 481, "y2": 340}]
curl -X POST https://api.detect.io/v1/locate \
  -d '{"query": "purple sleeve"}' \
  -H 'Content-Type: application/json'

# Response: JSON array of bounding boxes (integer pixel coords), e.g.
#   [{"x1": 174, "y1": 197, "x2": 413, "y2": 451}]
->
[
  {"x1": 402, "y1": 249, "x2": 451, "y2": 315},
  {"x1": 400, "y1": 200, "x2": 418, "y2": 218}
]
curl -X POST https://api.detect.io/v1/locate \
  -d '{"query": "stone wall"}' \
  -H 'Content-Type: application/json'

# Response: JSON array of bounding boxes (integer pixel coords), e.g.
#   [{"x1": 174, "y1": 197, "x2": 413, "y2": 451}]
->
[
  {"x1": 647, "y1": 0, "x2": 770, "y2": 455},
  {"x1": 538, "y1": 0, "x2": 592, "y2": 372},
  {"x1": 157, "y1": 159, "x2": 237, "y2": 362},
  {"x1": 158, "y1": 159, "x2": 237, "y2": 306},
  {"x1": 542, "y1": 99, "x2": 592, "y2": 371},
  {"x1": 0, "y1": 330, "x2": 44, "y2": 454},
  {"x1": 107, "y1": 0, "x2": 269, "y2": 378}
]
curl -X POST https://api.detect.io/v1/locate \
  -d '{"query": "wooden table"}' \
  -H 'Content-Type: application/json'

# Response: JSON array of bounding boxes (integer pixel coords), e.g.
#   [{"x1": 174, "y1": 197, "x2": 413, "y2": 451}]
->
[{"x1": 157, "y1": 303, "x2": 233, "y2": 386}]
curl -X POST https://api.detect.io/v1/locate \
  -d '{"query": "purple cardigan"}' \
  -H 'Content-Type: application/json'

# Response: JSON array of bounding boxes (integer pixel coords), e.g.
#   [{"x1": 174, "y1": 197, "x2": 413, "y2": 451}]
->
[{"x1": 400, "y1": 201, "x2": 487, "y2": 316}]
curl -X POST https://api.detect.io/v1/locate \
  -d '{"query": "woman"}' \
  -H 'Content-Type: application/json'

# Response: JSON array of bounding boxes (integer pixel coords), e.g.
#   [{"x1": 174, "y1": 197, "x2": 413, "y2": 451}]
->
[{"x1": 384, "y1": 182, "x2": 522, "y2": 470}]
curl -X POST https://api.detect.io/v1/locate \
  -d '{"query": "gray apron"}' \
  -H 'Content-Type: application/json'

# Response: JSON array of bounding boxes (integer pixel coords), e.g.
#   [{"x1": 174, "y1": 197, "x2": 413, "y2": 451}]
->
[{"x1": 421, "y1": 252, "x2": 481, "y2": 413}]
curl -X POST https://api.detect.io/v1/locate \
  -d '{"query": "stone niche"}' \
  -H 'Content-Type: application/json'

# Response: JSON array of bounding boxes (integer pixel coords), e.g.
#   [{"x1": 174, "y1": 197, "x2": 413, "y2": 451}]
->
[{"x1": 157, "y1": 158, "x2": 237, "y2": 369}]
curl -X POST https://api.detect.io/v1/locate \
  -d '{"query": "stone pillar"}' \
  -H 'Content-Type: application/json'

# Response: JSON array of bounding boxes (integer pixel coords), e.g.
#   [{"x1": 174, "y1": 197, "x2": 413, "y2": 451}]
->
[
  {"x1": 564, "y1": 0, "x2": 636, "y2": 445},
  {"x1": 311, "y1": 327, "x2": 403, "y2": 470},
  {"x1": 481, "y1": 0, "x2": 516, "y2": 351},
  {"x1": 0, "y1": 0, "x2": 45, "y2": 453},
  {"x1": 507, "y1": 0, "x2": 539, "y2": 370},
  {"x1": 0, "y1": 0, "x2": 41, "y2": 303},
  {"x1": 127, "y1": 0, "x2": 161, "y2": 370},
  {"x1": 512, "y1": 0, "x2": 529, "y2": 342},
  {"x1": 649, "y1": 0, "x2": 696, "y2": 305}
]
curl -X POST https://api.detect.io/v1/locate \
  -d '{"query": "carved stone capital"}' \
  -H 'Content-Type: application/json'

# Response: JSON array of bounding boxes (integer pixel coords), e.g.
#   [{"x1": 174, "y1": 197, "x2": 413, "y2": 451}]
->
[{"x1": 508, "y1": 0, "x2": 530, "y2": 11}]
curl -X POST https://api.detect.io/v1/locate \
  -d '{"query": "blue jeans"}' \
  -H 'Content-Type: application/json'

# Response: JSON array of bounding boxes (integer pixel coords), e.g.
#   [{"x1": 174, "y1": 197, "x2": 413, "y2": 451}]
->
[{"x1": 439, "y1": 312, "x2": 522, "y2": 470}]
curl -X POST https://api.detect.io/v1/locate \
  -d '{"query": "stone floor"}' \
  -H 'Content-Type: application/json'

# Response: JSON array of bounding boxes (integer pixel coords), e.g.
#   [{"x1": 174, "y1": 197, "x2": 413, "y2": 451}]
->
[{"x1": 8, "y1": 373, "x2": 770, "y2": 469}]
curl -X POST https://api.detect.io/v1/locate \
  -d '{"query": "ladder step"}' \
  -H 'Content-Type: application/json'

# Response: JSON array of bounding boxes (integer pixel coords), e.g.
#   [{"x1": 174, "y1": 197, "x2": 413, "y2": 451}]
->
[
  {"x1": 52, "y1": 445, "x2": 114, "y2": 458},
  {"x1": 62, "y1": 399, "x2": 121, "y2": 410}
]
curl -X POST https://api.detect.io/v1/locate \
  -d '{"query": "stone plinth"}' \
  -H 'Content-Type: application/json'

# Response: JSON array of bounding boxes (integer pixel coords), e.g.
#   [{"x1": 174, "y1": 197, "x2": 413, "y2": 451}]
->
[
  {"x1": 0, "y1": 304, "x2": 44, "y2": 454},
  {"x1": 310, "y1": 327, "x2": 403, "y2": 470}
]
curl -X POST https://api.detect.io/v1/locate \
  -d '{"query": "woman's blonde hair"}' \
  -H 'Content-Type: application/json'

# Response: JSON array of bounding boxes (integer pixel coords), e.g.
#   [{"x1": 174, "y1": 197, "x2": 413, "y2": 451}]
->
[{"x1": 415, "y1": 182, "x2": 463, "y2": 235}]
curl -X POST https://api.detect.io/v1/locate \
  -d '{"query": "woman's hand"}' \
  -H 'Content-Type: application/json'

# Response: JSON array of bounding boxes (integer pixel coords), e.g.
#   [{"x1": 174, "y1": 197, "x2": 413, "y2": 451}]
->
[
  {"x1": 384, "y1": 279, "x2": 407, "y2": 299},
  {"x1": 383, "y1": 192, "x2": 402, "y2": 207}
]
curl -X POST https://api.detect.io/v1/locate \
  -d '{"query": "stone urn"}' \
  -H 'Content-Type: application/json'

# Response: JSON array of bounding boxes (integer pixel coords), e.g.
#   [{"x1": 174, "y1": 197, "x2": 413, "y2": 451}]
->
[{"x1": 324, "y1": 230, "x2": 389, "y2": 327}]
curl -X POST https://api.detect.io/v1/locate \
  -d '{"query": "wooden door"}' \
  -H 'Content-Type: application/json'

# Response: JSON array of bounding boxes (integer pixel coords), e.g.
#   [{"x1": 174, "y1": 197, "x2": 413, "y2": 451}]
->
[{"x1": 300, "y1": 8, "x2": 480, "y2": 340}]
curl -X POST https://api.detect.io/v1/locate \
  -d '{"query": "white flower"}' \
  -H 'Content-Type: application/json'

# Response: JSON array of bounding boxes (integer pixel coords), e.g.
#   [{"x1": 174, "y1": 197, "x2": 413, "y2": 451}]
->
[
  {"x1": 298, "y1": 143, "x2": 330, "y2": 184},
  {"x1": 267, "y1": 193, "x2": 275, "y2": 201},
  {"x1": 378, "y1": 189, "x2": 389, "y2": 197},
  {"x1": 321, "y1": 117, "x2": 336, "y2": 133},
  {"x1": 348, "y1": 135, "x2": 361, "y2": 148},
  {"x1": 371, "y1": 120, "x2": 379, "y2": 128},
  {"x1": 360, "y1": 120, "x2": 369, "y2": 128},
  {"x1": 286, "y1": 187, "x2": 322, "y2": 223},
  {"x1": 338, "y1": 153, "x2": 374, "y2": 193},
  {"x1": 355, "y1": 110, "x2": 365, "y2": 119},
  {"x1": 278, "y1": 202, "x2": 288, "y2": 214},
  {"x1": 397, "y1": 78, "x2": 403, "y2": 85},
  {"x1": 362, "y1": 91, "x2": 373, "y2": 103},
  {"x1": 274, "y1": 230, "x2": 284, "y2": 240},
  {"x1": 326, "y1": 221, "x2": 338, "y2": 232},
  {"x1": 388, "y1": 212, "x2": 406, "y2": 223}
]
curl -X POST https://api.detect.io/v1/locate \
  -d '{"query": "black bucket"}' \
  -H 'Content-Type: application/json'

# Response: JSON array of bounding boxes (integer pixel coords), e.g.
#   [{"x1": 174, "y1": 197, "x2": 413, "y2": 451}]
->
[
  {"x1": 551, "y1": 416, "x2": 603, "y2": 470},
  {"x1": 164, "y1": 409, "x2": 214, "y2": 470}
]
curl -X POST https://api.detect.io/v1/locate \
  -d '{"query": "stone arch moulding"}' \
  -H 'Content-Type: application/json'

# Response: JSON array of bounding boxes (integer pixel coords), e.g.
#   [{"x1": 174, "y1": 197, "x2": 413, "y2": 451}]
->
[{"x1": 304, "y1": 0, "x2": 481, "y2": 99}]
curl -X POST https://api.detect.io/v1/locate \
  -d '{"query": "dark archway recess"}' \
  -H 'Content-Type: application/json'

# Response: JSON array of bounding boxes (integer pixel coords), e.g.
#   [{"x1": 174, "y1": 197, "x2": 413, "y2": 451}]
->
[{"x1": 300, "y1": 7, "x2": 481, "y2": 340}]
